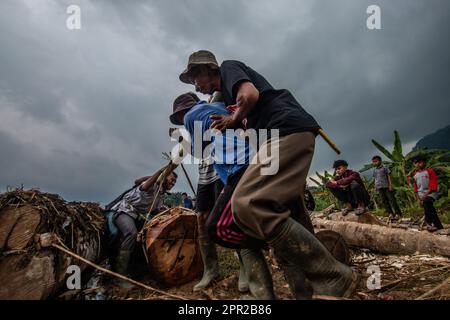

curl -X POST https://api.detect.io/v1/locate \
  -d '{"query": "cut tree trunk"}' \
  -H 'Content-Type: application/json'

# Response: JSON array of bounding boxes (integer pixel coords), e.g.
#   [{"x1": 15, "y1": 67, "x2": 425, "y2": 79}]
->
[
  {"x1": 326, "y1": 211, "x2": 387, "y2": 226},
  {"x1": 313, "y1": 218, "x2": 450, "y2": 257},
  {"x1": 0, "y1": 191, "x2": 105, "y2": 300},
  {"x1": 142, "y1": 207, "x2": 203, "y2": 287}
]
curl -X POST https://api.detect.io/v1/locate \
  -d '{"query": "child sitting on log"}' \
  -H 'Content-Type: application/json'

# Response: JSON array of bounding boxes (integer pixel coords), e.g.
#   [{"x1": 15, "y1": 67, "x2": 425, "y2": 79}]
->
[{"x1": 326, "y1": 160, "x2": 370, "y2": 216}]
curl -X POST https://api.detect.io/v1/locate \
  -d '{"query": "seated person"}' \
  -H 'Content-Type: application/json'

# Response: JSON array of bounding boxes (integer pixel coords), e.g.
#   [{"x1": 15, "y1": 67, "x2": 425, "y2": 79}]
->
[
  {"x1": 104, "y1": 169, "x2": 177, "y2": 282},
  {"x1": 326, "y1": 160, "x2": 370, "y2": 215}
]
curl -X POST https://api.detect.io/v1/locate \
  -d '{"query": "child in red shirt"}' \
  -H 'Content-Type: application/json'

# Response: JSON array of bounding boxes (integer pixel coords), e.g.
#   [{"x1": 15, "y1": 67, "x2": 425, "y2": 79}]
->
[{"x1": 412, "y1": 155, "x2": 443, "y2": 232}]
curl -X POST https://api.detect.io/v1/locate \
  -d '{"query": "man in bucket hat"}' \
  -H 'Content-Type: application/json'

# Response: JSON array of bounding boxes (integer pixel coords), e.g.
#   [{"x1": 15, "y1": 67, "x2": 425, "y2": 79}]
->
[{"x1": 178, "y1": 50, "x2": 358, "y2": 299}]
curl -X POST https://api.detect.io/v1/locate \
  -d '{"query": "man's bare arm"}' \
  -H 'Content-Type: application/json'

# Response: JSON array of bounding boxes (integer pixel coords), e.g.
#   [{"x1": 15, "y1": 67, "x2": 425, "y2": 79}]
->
[
  {"x1": 139, "y1": 167, "x2": 166, "y2": 191},
  {"x1": 210, "y1": 81, "x2": 259, "y2": 131},
  {"x1": 233, "y1": 81, "x2": 260, "y2": 122}
]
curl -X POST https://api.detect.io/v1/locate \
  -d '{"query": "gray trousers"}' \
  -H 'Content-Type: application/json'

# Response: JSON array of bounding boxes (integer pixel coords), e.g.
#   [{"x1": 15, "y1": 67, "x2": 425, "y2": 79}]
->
[
  {"x1": 378, "y1": 188, "x2": 402, "y2": 215},
  {"x1": 114, "y1": 213, "x2": 144, "y2": 251}
]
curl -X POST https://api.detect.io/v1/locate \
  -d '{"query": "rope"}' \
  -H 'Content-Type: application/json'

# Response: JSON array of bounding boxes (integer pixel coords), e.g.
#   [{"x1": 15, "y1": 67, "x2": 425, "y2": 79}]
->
[{"x1": 51, "y1": 240, "x2": 189, "y2": 300}]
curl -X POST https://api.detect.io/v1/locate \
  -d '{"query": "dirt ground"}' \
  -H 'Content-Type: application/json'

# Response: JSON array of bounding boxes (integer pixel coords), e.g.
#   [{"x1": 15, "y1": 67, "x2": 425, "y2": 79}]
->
[{"x1": 92, "y1": 247, "x2": 450, "y2": 301}]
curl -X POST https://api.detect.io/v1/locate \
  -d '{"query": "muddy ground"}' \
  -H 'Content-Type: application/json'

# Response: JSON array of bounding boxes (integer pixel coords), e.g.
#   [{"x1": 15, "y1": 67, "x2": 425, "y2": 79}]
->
[{"x1": 81, "y1": 247, "x2": 449, "y2": 301}]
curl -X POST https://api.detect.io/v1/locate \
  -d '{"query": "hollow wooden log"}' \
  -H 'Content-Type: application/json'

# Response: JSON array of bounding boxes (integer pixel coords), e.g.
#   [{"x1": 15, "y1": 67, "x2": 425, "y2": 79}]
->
[
  {"x1": 313, "y1": 218, "x2": 450, "y2": 257},
  {"x1": 142, "y1": 207, "x2": 203, "y2": 287},
  {"x1": 0, "y1": 191, "x2": 104, "y2": 300}
]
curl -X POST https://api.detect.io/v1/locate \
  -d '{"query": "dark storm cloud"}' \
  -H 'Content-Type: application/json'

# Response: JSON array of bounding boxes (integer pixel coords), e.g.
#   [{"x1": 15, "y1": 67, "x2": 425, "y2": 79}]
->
[{"x1": 0, "y1": 0, "x2": 449, "y2": 202}]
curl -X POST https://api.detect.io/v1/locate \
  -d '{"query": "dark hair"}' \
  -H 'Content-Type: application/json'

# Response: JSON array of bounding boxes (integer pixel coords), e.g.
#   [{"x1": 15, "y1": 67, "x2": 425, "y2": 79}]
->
[
  {"x1": 372, "y1": 155, "x2": 382, "y2": 161},
  {"x1": 412, "y1": 154, "x2": 427, "y2": 163},
  {"x1": 333, "y1": 160, "x2": 348, "y2": 169},
  {"x1": 182, "y1": 192, "x2": 187, "y2": 196}
]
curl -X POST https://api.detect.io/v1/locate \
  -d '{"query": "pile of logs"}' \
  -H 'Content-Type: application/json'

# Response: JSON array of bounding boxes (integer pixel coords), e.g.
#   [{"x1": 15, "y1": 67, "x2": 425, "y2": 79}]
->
[{"x1": 0, "y1": 190, "x2": 105, "y2": 300}]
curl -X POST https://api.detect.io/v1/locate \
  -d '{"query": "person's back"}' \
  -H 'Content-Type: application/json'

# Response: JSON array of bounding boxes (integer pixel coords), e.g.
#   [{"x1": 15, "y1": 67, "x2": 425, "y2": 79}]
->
[
  {"x1": 111, "y1": 184, "x2": 161, "y2": 219},
  {"x1": 184, "y1": 101, "x2": 253, "y2": 184},
  {"x1": 220, "y1": 60, "x2": 320, "y2": 136}
]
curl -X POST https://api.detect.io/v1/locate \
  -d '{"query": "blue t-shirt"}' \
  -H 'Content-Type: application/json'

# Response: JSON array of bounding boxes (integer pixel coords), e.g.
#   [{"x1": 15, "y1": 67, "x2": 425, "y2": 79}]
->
[
  {"x1": 184, "y1": 101, "x2": 253, "y2": 184},
  {"x1": 183, "y1": 198, "x2": 193, "y2": 209}
]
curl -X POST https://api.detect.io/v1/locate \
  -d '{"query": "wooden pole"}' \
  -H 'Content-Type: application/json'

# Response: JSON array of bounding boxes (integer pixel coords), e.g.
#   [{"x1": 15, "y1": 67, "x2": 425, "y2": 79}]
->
[{"x1": 318, "y1": 128, "x2": 341, "y2": 155}]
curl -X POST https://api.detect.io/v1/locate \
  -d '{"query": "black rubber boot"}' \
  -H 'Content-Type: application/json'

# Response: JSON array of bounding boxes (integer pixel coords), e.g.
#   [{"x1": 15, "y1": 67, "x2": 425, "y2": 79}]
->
[
  {"x1": 237, "y1": 250, "x2": 249, "y2": 293},
  {"x1": 194, "y1": 239, "x2": 219, "y2": 292},
  {"x1": 239, "y1": 248, "x2": 275, "y2": 300},
  {"x1": 268, "y1": 218, "x2": 355, "y2": 297},
  {"x1": 113, "y1": 250, "x2": 134, "y2": 289},
  {"x1": 274, "y1": 250, "x2": 313, "y2": 299}
]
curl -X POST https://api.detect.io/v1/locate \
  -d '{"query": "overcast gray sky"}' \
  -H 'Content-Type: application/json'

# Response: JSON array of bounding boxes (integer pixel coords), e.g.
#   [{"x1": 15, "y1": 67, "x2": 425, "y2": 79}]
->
[{"x1": 0, "y1": 0, "x2": 449, "y2": 204}]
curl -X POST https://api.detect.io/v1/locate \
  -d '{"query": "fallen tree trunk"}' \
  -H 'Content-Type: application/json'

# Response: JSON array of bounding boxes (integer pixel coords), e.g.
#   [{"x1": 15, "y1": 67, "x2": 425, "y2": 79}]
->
[
  {"x1": 0, "y1": 190, "x2": 105, "y2": 300},
  {"x1": 141, "y1": 207, "x2": 203, "y2": 287},
  {"x1": 313, "y1": 218, "x2": 450, "y2": 257},
  {"x1": 326, "y1": 211, "x2": 387, "y2": 226}
]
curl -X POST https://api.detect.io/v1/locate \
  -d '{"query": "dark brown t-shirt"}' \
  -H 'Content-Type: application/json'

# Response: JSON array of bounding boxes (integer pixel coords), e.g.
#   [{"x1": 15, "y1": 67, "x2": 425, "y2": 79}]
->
[{"x1": 220, "y1": 60, "x2": 320, "y2": 136}]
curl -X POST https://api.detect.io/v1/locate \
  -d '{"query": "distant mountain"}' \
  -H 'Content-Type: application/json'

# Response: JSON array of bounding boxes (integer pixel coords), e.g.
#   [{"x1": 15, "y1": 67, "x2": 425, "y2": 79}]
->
[{"x1": 414, "y1": 125, "x2": 450, "y2": 150}]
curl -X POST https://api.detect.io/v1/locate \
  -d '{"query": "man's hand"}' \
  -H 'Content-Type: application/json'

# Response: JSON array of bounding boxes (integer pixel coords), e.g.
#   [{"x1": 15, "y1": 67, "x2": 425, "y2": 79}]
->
[
  {"x1": 210, "y1": 114, "x2": 239, "y2": 131},
  {"x1": 328, "y1": 180, "x2": 338, "y2": 187}
]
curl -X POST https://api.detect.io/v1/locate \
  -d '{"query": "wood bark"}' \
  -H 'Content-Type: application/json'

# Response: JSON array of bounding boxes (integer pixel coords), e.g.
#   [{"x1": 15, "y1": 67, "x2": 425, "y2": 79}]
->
[
  {"x1": 142, "y1": 207, "x2": 203, "y2": 287},
  {"x1": 313, "y1": 218, "x2": 450, "y2": 257},
  {"x1": 0, "y1": 191, "x2": 104, "y2": 300}
]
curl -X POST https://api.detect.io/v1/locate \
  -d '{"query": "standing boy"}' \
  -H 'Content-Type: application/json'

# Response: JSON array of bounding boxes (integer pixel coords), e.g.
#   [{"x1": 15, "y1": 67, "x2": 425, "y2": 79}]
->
[
  {"x1": 372, "y1": 156, "x2": 402, "y2": 220},
  {"x1": 412, "y1": 155, "x2": 444, "y2": 232}
]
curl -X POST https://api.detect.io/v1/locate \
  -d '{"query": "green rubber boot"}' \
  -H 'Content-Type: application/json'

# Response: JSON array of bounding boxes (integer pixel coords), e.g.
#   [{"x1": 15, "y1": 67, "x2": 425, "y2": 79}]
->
[
  {"x1": 239, "y1": 248, "x2": 275, "y2": 300},
  {"x1": 274, "y1": 251, "x2": 313, "y2": 299},
  {"x1": 268, "y1": 218, "x2": 356, "y2": 297},
  {"x1": 193, "y1": 239, "x2": 219, "y2": 292},
  {"x1": 113, "y1": 250, "x2": 134, "y2": 289},
  {"x1": 237, "y1": 250, "x2": 249, "y2": 292}
]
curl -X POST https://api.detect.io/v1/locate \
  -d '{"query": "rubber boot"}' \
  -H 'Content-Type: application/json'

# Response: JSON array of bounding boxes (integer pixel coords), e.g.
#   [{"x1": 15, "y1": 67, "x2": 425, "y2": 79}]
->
[
  {"x1": 274, "y1": 250, "x2": 313, "y2": 300},
  {"x1": 239, "y1": 248, "x2": 275, "y2": 300},
  {"x1": 237, "y1": 250, "x2": 249, "y2": 292},
  {"x1": 193, "y1": 239, "x2": 219, "y2": 292},
  {"x1": 113, "y1": 250, "x2": 134, "y2": 289},
  {"x1": 268, "y1": 218, "x2": 356, "y2": 297}
]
